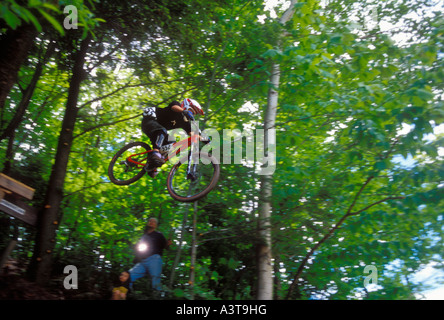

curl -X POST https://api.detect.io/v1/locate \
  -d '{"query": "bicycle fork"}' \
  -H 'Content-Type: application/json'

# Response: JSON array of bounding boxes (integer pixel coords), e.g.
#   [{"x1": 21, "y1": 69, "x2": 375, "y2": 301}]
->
[{"x1": 186, "y1": 150, "x2": 198, "y2": 182}]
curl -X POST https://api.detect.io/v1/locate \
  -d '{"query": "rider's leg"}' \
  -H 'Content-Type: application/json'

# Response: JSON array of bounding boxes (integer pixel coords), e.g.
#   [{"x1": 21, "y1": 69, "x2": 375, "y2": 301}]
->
[
  {"x1": 141, "y1": 118, "x2": 167, "y2": 168},
  {"x1": 148, "y1": 129, "x2": 167, "y2": 167}
]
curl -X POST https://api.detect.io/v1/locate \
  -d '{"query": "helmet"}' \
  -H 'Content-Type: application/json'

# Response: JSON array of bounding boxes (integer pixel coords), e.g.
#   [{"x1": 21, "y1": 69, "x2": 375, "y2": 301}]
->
[{"x1": 181, "y1": 98, "x2": 204, "y2": 116}]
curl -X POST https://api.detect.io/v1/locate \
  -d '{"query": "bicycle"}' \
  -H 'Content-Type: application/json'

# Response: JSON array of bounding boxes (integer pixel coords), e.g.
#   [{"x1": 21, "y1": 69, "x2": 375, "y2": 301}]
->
[{"x1": 107, "y1": 122, "x2": 220, "y2": 202}]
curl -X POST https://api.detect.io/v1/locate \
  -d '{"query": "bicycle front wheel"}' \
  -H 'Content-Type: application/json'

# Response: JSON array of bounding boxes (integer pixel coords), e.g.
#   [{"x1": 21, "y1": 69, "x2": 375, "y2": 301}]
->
[
  {"x1": 166, "y1": 152, "x2": 220, "y2": 202},
  {"x1": 108, "y1": 141, "x2": 151, "y2": 185}
]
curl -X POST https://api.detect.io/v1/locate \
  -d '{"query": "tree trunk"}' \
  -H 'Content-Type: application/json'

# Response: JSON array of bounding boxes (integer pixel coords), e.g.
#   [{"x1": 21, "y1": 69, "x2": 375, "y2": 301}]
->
[
  {"x1": 28, "y1": 36, "x2": 91, "y2": 285},
  {"x1": 189, "y1": 201, "x2": 198, "y2": 300},
  {"x1": 0, "y1": 41, "x2": 55, "y2": 142},
  {"x1": 256, "y1": 0, "x2": 297, "y2": 300},
  {"x1": 0, "y1": 240, "x2": 17, "y2": 274},
  {"x1": 0, "y1": 25, "x2": 37, "y2": 110},
  {"x1": 256, "y1": 63, "x2": 280, "y2": 301},
  {"x1": 168, "y1": 206, "x2": 189, "y2": 288}
]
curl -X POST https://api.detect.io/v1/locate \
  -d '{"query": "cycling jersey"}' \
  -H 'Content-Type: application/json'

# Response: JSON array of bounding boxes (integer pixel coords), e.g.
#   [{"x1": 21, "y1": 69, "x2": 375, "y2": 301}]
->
[{"x1": 143, "y1": 101, "x2": 192, "y2": 134}]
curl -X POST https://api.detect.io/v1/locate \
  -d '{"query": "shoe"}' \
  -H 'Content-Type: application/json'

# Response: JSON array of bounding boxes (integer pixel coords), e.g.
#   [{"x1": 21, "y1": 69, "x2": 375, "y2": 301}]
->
[
  {"x1": 148, "y1": 151, "x2": 166, "y2": 167},
  {"x1": 148, "y1": 169, "x2": 159, "y2": 178}
]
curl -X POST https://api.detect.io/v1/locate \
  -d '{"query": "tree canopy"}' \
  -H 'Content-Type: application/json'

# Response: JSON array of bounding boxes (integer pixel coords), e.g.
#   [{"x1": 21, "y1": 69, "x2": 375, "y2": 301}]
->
[{"x1": 0, "y1": 0, "x2": 443, "y2": 300}]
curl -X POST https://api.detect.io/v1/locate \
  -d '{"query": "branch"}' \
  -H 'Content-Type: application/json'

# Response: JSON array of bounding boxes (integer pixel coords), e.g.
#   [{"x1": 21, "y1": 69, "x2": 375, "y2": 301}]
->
[
  {"x1": 198, "y1": 235, "x2": 239, "y2": 243},
  {"x1": 86, "y1": 42, "x2": 122, "y2": 72},
  {"x1": 63, "y1": 181, "x2": 108, "y2": 198},
  {"x1": 286, "y1": 211, "x2": 349, "y2": 299},
  {"x1": 346, "y1": 176, "x2": 374, "y2": 215},
  {"x1": 205, "y1": 42, "x2": 228, "y2": 116},
  {"x1": 77, "y1": 78, "x2": 133, "y2": 110},
  {"x1": 349, "y1": 196, "x2": 405, "y2": 216},
  {"x1": 204, "y1": 78, "x2": 266, "y2": 121},
  {"x1": 285, "y1": 176, "x2": 404, "y2": 299},
  {"x1": 73, "y1": 86, "x2": 199, "y2": 140},
  {"x1": 78, "y1": 78, "x2": 186, "y2": 110},
  {"x1": 73, "y1": 113, "x2": 140, "y2": 140}
]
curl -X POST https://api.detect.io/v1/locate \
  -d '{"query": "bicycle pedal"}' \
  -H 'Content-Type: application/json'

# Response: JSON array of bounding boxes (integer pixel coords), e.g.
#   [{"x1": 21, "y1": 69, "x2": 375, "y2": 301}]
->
[
  {"x1": 187, "y1": 173, "x2": 197, "y2": 182},
  {"x1": 148, "y1": 169, "x2": 159, "y2": 178},
  {"x1": 144, "y1": 164, "x2": 158, "y2": 173}
]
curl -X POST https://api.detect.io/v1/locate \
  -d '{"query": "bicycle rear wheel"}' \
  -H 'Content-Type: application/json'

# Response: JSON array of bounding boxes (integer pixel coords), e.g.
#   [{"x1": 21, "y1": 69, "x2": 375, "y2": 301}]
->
[
  {"x1": 166, "y1": 152, "x2": 220, "y2": 202},
  {"x1": 108, "y1": 141, "x2": 151, "y2": 185}
]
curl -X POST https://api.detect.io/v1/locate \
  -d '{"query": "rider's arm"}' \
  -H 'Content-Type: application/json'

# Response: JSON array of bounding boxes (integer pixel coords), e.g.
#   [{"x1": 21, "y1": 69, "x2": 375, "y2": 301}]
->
[
  {"x1": 169, "y1": 101, "x2": 196, "y2": 119},
  {"x1": 169, "y1": 101, "x2": 183, "y2": 113},
  {"x1": 172, "y1": 102, "x2": 195, "y2": 121},
  {"x1": 170, "y1": 101, "x2": 195, "y2": 124},
  {"x1": 171, "y1": 104, "x2": 184, "y2": 112}
]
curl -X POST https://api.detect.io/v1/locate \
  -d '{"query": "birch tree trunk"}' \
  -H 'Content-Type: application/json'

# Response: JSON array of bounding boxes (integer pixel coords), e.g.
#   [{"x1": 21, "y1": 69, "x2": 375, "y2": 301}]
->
[{"x1": 256, "y1": 0, "x2": 297, "y2": 300}]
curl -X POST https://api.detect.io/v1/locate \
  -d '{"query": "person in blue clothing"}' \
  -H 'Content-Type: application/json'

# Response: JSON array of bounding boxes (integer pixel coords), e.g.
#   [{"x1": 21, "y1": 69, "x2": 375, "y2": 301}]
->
[{"x1": 123, "y1": 217, "x2": 171, "y2": 298}]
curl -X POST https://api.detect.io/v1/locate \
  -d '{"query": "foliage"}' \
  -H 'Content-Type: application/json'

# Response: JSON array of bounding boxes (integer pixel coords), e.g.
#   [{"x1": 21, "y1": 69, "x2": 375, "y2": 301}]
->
[
  {"x1": 0, "y1": 0, "x2": 102, "y2": 36},
  {"x1": 0, "y1": 0, "x2": 443, "y2": 299}
]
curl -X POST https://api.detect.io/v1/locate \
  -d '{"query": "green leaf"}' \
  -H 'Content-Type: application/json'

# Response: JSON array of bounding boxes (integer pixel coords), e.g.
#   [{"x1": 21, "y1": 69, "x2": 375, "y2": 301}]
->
[
  {"x1": 211, "y1": 271, "x2": 219, "y2": 281},
  {"x1": 415, "y1": 88, "x2": 434, "y2": 101},
  {"x1": 261, "y1": 49, "x2": 281, "y2": 58},
  {"x1": 173, "y1": 288, "x2": 185, "y2": 297},
  {"x1": 329, "y1": 35, "x2": 342, "y2": 44},
  {"x1": 21, "y1": 7, "x2": 42, "y2": 32},
  {"x1": 28, "y1": 0, "x2": 42, "y2": 8},
  {"x1": 318, "y1": 68, "x2": 335, "y2": 79},
  {"x1": 37, "y1": 8, "x2": 65, "y2": 35},
  {"x1": 228, "y1": 258, "x2": 238, "y2": 269},
  {"x1": 349, "y1": 151, "x2": 363, "y2": 161},
  {"x1": 41, "y1": 3, "x2": 60, "y2": 12},
  {"x1": 1, "y1": 6, "x2": 21, "y2": 29},
  {"x1": 374, "y1": 160, "x2": 388, "y2": 171}
]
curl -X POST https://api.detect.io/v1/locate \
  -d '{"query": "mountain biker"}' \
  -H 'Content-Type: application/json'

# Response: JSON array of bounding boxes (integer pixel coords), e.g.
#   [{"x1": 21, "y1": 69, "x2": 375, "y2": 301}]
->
[{"x1": 141, "y1": 98, "x2": 204, "y2": 177}]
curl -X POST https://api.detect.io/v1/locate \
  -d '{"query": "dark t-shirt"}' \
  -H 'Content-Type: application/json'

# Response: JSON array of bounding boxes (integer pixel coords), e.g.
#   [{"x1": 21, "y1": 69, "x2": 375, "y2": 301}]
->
[
  {"x1": 135, "y1": 231, "x2": 167, "y2": 260},
  {"x1": 143, "y1": 101, "x2": 192, "y2": 134}
]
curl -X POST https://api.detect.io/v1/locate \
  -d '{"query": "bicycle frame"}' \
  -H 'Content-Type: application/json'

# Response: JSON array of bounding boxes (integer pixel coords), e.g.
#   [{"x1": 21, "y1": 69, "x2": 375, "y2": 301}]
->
[{"x1": 126, "y1": 132, "x2": 201, "y2": 170}]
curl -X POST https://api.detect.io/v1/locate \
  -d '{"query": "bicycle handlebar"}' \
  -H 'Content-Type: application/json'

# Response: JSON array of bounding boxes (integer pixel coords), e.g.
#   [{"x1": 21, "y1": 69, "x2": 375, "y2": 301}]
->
[{"x1": 189, "y1": 119, "x2": 212, "y2": 144}]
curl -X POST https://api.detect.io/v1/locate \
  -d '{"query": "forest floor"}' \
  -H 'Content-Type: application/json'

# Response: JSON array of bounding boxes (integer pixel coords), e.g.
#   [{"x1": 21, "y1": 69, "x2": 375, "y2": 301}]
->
[
  {"x1": 0, "y1": 259, "x2": 106, "y2": 300},
  {"x1": 0, "y1": 274, "x2": 65, "y2": 300},
  {"x1": 0, "y1": 259, "x2": 168, "y2": 300},
  {"x1": 0, "y1": 273, "x2": 112, "y2": 300}
]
